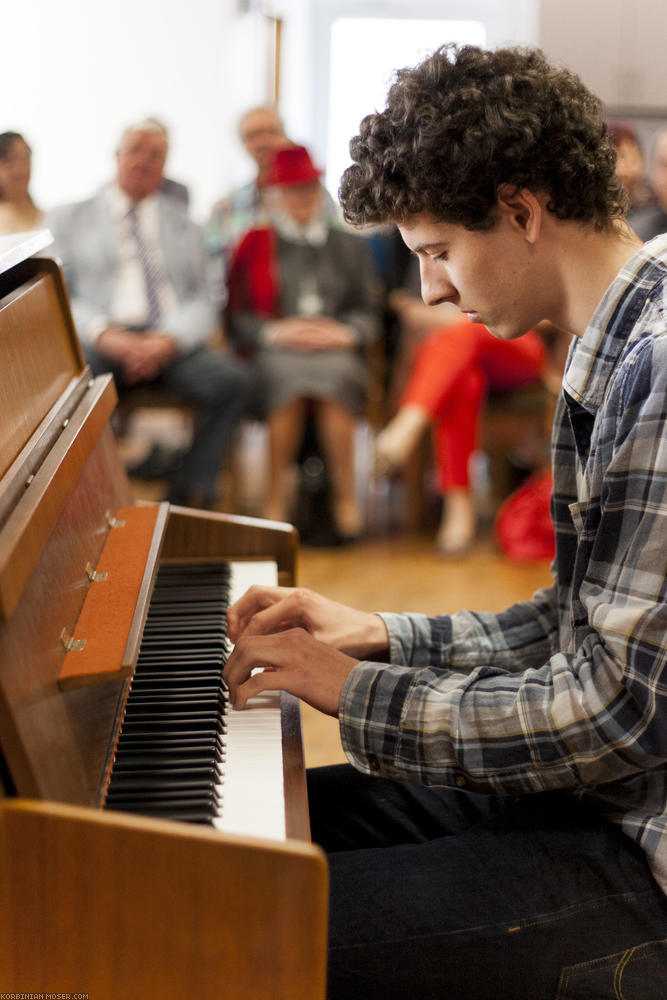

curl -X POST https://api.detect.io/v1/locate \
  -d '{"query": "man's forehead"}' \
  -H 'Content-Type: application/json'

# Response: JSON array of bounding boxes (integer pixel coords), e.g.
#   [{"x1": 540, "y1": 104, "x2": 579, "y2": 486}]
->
[
  {"x1": 122, "y1": 129, "x2": 167, "y2": 153},
  {"x1": 241, "y1": 111, "x2": 282, "y2": 136},
  {"x1": 396, "y1": 212, "x2": 455, "y2": 248}
]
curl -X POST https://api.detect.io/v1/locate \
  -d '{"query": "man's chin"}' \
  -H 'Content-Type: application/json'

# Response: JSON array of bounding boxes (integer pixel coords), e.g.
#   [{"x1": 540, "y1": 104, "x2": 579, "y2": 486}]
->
[
  {"x1": 485, "y1": 323, "x2": 529, "y2": 341},
  {"x1": 125, "y1": 184, "x2": 156, "y2": 201}
]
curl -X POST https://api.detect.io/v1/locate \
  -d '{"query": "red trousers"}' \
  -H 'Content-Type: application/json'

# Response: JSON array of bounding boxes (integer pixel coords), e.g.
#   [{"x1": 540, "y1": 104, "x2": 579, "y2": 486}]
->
[{"x1": 401, "y1": 320, "x2": 546, "y2": 491}]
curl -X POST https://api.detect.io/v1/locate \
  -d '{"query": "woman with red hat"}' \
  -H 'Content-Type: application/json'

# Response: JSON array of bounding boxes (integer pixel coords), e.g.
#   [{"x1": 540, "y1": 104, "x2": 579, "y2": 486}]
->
[{"x1": 226, "y1": 145, "x2": 379, "y2": 541}]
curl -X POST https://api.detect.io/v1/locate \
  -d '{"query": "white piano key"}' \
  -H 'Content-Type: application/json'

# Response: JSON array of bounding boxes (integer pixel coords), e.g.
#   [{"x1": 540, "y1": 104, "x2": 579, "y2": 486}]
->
[{"x1": 214, "y1": 561, "x2": 287, "y2": 840}]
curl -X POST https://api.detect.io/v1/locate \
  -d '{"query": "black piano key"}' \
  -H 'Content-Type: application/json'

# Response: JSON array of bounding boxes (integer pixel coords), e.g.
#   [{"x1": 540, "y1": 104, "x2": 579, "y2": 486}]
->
[
  {"x1": 108, "y1": 788, "x2": 221, "y2": 804},
  {"x1": 107, "y1": 797, "x2": 221, "y2": 816},
  {"x1": 105, "y1": 560, "x2": 236, "y2": 826},
  {"x1": 110, "y1": 758, "x2": 224, "y2": 775},
  {"x1": 112, "y1": 752, "x2": 218, "y2": 768},
  {"x1": 125, "y1": 697, "x2": 224, "y2": 710},
  {"x1": 107, "y1": 770, "x2": 218, "y2": 792},
  {"x1": 116, "y1": 735, "x2": 225, "y2": 751},
  {"x1": 140, "y1": 621, "x2": 227, "y2": 635},
  {"x1": 135, "y1": 655, "x2": 226, "y2": 668},
  {"x1": 108, "y1": 803, "x2": 216, "y2": 822},
  {"x1": 131, "y1": 673, "x2": 225, "y2": 685},
  {"x1": 118, "y1": 729, "x2": 224, "y2": 742},
  {"x1": 118, "y1": 720, "x2": 224, "y2": 734},
  {"x1": 123, "y1": 696, "x2": 224, "y2": 710}
]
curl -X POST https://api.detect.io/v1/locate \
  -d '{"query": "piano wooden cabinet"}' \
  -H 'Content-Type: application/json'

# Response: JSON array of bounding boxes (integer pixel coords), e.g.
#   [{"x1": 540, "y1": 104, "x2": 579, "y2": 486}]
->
[{"x1": 0, "y1": 234, "x2": 328, "y2": 999}]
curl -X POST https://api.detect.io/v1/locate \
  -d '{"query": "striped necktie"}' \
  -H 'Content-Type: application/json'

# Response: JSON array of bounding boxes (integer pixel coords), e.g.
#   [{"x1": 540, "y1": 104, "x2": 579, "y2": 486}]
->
[{"x1": 127, "y1": 204, "x2": 162, "y2": 327}]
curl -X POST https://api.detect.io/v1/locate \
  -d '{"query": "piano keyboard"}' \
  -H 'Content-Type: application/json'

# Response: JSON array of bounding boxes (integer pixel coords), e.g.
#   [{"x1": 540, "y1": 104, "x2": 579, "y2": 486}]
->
[{"x1": 105, "y1": 559, "x2": 287, "y2": 839}]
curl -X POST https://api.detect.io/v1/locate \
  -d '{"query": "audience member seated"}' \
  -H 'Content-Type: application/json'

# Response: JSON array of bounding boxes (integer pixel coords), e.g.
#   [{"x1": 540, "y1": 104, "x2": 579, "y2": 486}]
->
[
  {"x1": 206, "y1": 105, "x2": 291, "y2": 306},
  {"x1": 48, "y1": 118, "x2": 255, "y2": 509},
  {"x1": 375, "y1": 316, "x2": 550, "y2": 555},
  {"x1": 384, "y1": 279, "x2": 462, "y2": 412},
  {"x1": 206, "y1": 106, "x2": 341, "y2": 308},
  {"x1": 226, "y1": 145, "x2": 379, "y2": 541},
  {"x1": 0, "y1": 132, "x2": 45, "y2": 234},
  {"x1": 629, "y1": 127, "x2": 667, "y2": 241},
  {"x1": 143, "y1": 117, "x2": 191, "y2": 207},
  {"x1": 607, "y1": 120, "x2": 655, "y2": 213}
]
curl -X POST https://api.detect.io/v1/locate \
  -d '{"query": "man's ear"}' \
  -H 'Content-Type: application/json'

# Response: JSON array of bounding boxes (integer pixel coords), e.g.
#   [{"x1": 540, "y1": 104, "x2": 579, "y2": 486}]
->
[{"x1": 496, "y1": 185, "x2": 542, "y2": 244}]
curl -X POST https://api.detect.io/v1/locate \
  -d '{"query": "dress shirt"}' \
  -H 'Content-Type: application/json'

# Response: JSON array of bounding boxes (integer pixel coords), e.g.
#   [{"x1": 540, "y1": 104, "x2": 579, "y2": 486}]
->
[
  {"x1": 106, "y1": 184, "x2": 177, "y2": 328},
  {"x1": 339, "y1": 234, "x2": 667, "y2": 891}
]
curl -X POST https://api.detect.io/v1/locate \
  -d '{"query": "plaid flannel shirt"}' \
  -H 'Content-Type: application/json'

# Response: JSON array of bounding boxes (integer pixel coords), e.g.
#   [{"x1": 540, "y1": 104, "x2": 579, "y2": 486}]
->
[{"x1": 340, "y1": 234, "x2": 667, "y2": 891}]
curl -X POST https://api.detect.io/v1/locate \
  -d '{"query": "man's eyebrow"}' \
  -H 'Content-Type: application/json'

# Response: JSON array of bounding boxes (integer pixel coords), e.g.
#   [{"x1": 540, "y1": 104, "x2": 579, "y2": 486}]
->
[{"x1": 412, "y1": 241, "x2": 448, "y2": 255}]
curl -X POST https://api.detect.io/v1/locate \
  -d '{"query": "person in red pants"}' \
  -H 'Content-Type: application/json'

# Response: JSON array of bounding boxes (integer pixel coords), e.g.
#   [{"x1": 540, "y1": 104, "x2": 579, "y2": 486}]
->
[{"x1": 375, "y1": 316, "x2": 547, "y2": 554}]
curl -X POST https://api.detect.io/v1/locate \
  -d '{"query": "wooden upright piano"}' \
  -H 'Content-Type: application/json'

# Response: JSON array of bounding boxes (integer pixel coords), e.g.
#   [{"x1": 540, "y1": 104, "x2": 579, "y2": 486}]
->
[{"x1": 0, "y1": 233, "x2": 328, "y2": 999}]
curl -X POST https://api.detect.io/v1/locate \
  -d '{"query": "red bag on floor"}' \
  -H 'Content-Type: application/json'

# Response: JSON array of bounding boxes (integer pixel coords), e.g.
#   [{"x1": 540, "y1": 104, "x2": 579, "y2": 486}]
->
[{"x1": 494, "y1": 470, "x2": 555, "y2": 561}]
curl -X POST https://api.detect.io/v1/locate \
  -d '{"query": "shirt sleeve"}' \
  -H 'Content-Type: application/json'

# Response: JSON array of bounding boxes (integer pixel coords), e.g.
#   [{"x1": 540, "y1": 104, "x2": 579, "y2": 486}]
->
[{"x1": 339, "y1": 337, "x2": 667, "y2": 797}]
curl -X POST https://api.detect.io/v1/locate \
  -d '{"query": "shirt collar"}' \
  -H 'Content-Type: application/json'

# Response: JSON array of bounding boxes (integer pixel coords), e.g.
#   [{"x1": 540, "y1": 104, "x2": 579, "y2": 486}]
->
[
  {"x1": 106, "y1": 181, "x2": 160, "y2": 220},
  {"x1": 563, "y1": 233, "x2": 667, "y2": 413},
  {"x1": 271, "y1": 210, "x2": 329, "y2": 246}
]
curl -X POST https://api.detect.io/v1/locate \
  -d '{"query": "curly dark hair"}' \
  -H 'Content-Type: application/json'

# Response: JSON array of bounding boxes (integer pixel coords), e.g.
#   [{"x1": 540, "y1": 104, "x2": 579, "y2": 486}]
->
[{"x1": 339, "y1": 45, "x2": 626, "y2": 231}]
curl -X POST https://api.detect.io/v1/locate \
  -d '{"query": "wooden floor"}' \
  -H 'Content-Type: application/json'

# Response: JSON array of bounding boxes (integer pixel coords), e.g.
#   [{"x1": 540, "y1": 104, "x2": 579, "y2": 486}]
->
[{"x1": 296, "y1": 533, "x2": 552, "y2": 769}]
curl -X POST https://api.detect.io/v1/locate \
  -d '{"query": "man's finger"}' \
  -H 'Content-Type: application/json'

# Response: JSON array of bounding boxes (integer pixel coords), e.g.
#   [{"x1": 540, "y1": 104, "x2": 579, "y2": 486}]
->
[{"x1": 230, "y1": 667, "x2": 301, "y2": 710}]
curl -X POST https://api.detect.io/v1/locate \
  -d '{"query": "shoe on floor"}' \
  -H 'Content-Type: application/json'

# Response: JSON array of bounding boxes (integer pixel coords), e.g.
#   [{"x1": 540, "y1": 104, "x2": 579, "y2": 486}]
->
[{"x1": 126, "y1": 443, "x2": 185, "y2": 480}]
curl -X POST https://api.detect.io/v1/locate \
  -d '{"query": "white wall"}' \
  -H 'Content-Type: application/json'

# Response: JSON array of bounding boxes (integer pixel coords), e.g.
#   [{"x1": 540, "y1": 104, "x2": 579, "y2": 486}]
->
[
  {"x1": 5, "y1": 0, "x2": 275, "y2": 222},
  {"x1": 538, "y1": 0, "x2": 667, "y2": 109}
]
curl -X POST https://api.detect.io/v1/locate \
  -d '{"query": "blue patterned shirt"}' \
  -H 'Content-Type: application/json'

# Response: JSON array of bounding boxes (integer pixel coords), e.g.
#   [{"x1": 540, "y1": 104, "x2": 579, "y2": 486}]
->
[{"x1": 340, "y1": 234, "x2": 667, "y2": 891}]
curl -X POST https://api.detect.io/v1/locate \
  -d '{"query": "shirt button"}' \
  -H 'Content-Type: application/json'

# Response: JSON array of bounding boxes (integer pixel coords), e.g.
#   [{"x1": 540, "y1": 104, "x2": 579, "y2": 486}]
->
[
  {"x1": 456, "y1": 776, "x2": 467, "y2": 788},
  {"x1": 368, "y1": 757, "x2": 381, "y2": 771}
]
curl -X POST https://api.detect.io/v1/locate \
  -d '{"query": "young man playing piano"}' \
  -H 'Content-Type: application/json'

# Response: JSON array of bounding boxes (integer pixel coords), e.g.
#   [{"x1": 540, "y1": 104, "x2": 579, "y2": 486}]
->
[{"x1": 223, "y1": 45, "x2": 667, "y2": 998}]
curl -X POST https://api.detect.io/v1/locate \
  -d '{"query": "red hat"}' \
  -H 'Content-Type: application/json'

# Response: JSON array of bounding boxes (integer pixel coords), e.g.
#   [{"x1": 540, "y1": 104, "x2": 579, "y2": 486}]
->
[{"x1": 262, "y1": 145, "x2": 323, "y2": 187}]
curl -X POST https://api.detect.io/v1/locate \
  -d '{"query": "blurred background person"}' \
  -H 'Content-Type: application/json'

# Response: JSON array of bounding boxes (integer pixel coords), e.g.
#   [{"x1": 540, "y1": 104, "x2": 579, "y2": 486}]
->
[
  {"x1": 0, "y1": 131, "x2": 44, "y2": 234},
  {"x1": 375, "y1": 316, "x2": 548, "y2": 555},
  {"x1": 629, "y1": 126, "x2": 667, "y2": 241},
  {"x1": 49, "y1": 118, "x2": 254, "y2": 509},
  {"x1": 145, "y1": 117, "x2": 190, "y2": 207},
  {"x1": 607, "y1": 120, "x2": 655, "y2": 213},
  {"x1": 206, "y1": 105, "x2": 291, "y2": 305},
  {"x1": 206, "y1": 105, "x2": 343, "y2": 309},
  {"x1": 226, "y1": 145, "x2": 379, "y2": 541}
]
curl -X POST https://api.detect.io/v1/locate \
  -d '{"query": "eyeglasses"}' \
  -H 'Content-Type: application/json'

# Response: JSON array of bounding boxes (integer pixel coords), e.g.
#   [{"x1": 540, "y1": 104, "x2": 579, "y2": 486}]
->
[{"x1": 118, "y1": 147, "x2": 166, "y2": 164}]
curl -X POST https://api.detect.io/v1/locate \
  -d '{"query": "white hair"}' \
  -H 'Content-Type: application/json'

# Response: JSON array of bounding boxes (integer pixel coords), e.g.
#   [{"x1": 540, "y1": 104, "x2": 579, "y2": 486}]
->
[{"x1": 117, "y1": 118, "x2": 169, "y2": 153}]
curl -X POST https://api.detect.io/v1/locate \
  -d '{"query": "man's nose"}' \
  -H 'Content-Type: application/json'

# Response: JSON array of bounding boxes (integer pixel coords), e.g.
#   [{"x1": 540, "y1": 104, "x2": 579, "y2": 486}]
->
[{"x1": 420, "y1": 258, "x2": 456, "y2": 307}]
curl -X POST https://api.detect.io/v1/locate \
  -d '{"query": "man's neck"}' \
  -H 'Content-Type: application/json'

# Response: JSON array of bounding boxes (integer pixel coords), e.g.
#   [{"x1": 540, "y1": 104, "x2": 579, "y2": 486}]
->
[
  {"x1": 112, "y1": 182, "x2": 157, "y2": 211},
  {"x1": 545, "y1": 219, "x2": 644, "y2": 337}
]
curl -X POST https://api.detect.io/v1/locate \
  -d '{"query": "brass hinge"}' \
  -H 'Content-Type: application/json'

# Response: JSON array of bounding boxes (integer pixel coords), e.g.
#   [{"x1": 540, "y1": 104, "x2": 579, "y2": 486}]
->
[
  {"x1": 60, "y1": 627, "x2": 87, "y2": 652},
  {"x1": 85, "y1": 561, "x2": 108, "y2": 582},
  {"x1": 105, "y1": 511, "x2": 126, "y2": 529}
]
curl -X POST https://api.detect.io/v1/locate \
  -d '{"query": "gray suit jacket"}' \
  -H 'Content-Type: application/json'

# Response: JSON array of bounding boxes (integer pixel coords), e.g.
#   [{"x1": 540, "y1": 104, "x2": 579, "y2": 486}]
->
[{"x1": 48, "y1": 187, "x2": 215, "y2": 350}]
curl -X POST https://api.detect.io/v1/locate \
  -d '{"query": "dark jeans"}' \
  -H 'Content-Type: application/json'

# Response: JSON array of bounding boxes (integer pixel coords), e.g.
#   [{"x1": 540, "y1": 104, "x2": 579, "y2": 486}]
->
[
  {"x1": 307, "y1": 764, "x2": 667, "y2": 999},
  {"x1": 85, "y1": 342, "x2": 255, "y2": 499}
]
